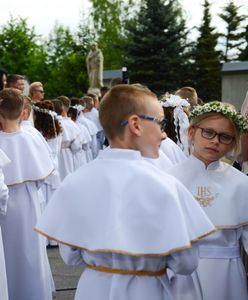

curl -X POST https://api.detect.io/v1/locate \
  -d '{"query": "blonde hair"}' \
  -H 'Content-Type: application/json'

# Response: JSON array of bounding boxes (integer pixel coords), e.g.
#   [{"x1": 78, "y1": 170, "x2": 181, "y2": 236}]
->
[{"x1": 29, "y1": 82, "x2": 43, "y2": 97}]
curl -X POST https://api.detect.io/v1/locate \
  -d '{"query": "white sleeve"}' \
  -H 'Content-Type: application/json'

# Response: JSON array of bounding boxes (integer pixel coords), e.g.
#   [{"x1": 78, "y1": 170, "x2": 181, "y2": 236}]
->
[
  {"x1": 59, "y1": 243, "x2": 86, "y2": 266},
  {"x1": 70, "y1": 135, "x2": 83, "y2": 153}
]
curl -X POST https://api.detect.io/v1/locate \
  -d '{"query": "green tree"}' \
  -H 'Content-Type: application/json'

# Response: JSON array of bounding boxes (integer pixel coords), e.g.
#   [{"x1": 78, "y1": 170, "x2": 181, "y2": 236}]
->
[
  {"x1": 193, "y1": 0, "x2": 221, "y2": 102},
  {"x1": 44, "y1": 24, "x2": 89, "y2": 98},
  {"x1": 123, "y1": 0, "x2": 190, "y2": 95},
  {"x1": 219, "y1": 0, "x2": 246, "y2": 61},
  {"x1": 239, "y1": 25, "x2": 248, "y2": 61},
  {"x1": 89, "y1": 0, "x2": 136, "y2": 69},
  {"x1": 0, "y1": 16, "x2": 47, "y2": 81}
]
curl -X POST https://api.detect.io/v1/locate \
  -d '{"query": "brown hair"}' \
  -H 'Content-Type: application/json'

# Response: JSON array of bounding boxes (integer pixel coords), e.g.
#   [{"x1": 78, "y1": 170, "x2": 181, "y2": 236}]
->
[
  {"x1": 0, "y1": 88, "x2": 24, "y2": 120},
  {"x1": 33, "y1": 100, "x2": 63, "y2": 140},
  {"x1": 51, "y1": 99, "x2": 63, "y2": 115},
  {"x1": 57, "y1": 95, "x2": 71, "y2": 112},
  {"x1": 23, "y1": 96, "x2": 32, "y2": 117},
  {"x1": 162, "y1": 106, "x2": 178, "y2": 143},
  {"x1": 175, "y1": 87, "x2": 198, "y2": 108},
  {"x1": 6, "y1": 74, "x2": 24, "y2": 86},
  {"x1": 68, "y1": 97, "x2": 81, "y2": 122},
  {"x1": 99, "y1": 84, "x2": 157, "y2": 140}
]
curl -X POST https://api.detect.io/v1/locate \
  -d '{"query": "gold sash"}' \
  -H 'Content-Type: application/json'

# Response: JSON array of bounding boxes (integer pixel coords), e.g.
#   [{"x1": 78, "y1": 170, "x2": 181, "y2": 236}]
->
[{"x1": 86, "y1": 264, "x2": 166, "y2": 276}]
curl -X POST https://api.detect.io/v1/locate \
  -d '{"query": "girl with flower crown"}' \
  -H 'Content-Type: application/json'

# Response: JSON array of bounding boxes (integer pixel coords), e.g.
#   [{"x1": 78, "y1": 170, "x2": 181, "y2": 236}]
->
[
  {"x1": 33, "y1": 100, "x2": 63, "y2": 248},
  {"x1": 167, "y1": 101, "x2": 248, "y2": 300}
]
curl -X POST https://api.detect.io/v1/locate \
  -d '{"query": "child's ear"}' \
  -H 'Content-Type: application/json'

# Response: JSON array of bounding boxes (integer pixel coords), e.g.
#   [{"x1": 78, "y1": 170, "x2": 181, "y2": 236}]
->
[
  {"x1": 20, "y1": 109, "x2": 26, "y2": 121},
  {"x1": 128, "y1": 115, "x2": 142, "y2": 137},
  {"x1": 188, "y1": 126, "x2": 195, "y2": 143}
]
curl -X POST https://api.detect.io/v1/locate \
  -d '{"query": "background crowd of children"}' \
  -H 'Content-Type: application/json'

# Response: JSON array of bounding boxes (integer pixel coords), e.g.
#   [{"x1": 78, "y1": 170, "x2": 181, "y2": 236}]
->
[{"x1": 0, "y1": 71, "x2": 248, "y2": 300}]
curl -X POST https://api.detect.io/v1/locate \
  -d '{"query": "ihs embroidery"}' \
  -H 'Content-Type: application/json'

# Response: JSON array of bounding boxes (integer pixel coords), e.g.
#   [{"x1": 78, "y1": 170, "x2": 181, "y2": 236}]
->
[{"x1": 195, "y1": 186, "x2": 215, "y2": 207}]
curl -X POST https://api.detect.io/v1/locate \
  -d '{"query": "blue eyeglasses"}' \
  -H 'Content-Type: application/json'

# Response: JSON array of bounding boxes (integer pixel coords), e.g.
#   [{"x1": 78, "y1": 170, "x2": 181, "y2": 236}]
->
[{"x1": 120, "y1": 114, "x2": 167, "y2": 132}]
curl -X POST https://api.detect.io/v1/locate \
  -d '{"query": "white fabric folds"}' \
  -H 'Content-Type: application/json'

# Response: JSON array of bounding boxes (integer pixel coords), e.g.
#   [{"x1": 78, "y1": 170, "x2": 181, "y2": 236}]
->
[
  {"x1": 167, "y1": 155, "x2": 248, "y2": 228},
  {"x1": 0, "y1": 129, "x2": 54, "y2": 185},
  {"x1": 35, "y1": 148, "x2": 215, "y2": 255},
  {"x1": 0, "y1": 149, "x2": 11, "y2": 167},
  {"x1": 160, "y1": 138, "x2": 187, "y2": 164}
]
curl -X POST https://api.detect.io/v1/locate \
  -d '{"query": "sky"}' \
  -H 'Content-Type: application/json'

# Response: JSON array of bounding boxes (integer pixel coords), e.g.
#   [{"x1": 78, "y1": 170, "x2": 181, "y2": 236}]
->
[{"x1": 0, "y1": 0, "x2": 248, "y2": 39}]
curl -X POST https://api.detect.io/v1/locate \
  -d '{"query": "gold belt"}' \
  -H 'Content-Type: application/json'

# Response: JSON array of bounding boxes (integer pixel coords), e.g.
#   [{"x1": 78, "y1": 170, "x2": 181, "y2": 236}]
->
[{"x1": 86, "y1": 264, "x2": 166, "y2": 276}]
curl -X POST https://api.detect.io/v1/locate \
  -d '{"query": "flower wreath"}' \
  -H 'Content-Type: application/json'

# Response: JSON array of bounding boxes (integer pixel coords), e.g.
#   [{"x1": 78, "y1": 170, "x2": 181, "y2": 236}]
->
[
  {"x1": 189, "y1": 101, "x2": 248, "y2": 133},
  {"x1": 32, "y1": 105, "x2": 58, "y2": 117}
]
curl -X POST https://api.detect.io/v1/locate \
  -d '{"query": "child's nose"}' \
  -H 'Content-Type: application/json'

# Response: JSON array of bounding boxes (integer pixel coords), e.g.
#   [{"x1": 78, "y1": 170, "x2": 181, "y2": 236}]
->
[{"x1": 211, "y1": 134, "x2": 220, "y2": 144}]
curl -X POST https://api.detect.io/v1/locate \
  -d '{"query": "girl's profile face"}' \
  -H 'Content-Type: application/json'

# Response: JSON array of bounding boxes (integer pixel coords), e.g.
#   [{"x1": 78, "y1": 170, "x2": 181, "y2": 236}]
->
[{"x1": 189, "y1": 116, "x2": 236, "y2": 166}]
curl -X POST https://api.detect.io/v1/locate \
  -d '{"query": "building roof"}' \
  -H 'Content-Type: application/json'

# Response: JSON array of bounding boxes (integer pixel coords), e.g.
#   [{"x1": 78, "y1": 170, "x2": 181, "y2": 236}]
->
[
  {"x1": 222, "y1": 61, "x2": 248, "y2": 73},
  {"x1": 103, "y1": 69, "x2": 122, "y2": 80}
]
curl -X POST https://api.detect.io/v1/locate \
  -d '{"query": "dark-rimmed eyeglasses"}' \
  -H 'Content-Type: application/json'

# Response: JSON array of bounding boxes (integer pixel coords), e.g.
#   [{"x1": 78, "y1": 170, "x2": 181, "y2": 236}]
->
[
  {"x1": 120, "y1": 114, "x2": 167, "y2": 132},
  {"x1": 194, "y1": 126, "x2": 234, "y2": 145}
]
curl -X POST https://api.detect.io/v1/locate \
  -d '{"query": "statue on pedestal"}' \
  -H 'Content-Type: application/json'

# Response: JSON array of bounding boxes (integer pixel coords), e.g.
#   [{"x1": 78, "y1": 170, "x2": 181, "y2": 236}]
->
[{"x1": 86, "y1": 43, "x2": 103, "y2": 95}]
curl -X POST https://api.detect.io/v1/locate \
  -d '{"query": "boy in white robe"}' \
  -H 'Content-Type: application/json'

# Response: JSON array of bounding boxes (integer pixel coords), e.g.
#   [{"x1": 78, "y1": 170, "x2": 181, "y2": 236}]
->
[
  {"x1": 77, "y1": 103, "x2": 99, "y2": 159},
  {"x1": 56, "y1": 96, "x2": 83, "y2": 180},
  {"x1": 82, "y1": 95, "x2": 105, "y2": 151},
  {"x1": 35, "y1": 84, "x2": 215, "y2": 300},
  {"x1": 0, "y1": 88, "x2": 54, "y2": 300}
]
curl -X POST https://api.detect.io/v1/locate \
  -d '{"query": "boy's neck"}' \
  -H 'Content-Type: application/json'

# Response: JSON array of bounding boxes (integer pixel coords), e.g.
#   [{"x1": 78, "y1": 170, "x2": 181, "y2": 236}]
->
[{"x1": 1, "y1": 119, "x2": 20, "y2": 133}]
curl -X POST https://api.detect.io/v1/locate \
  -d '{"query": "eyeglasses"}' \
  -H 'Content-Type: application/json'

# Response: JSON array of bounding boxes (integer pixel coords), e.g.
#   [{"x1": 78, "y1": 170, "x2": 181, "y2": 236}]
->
[
  {"x1": 120, "y1": 114, "x2": 167, "y2": 132},
  {"x1": 194, "y1": 126, "x2": 234, "y2": 145}
]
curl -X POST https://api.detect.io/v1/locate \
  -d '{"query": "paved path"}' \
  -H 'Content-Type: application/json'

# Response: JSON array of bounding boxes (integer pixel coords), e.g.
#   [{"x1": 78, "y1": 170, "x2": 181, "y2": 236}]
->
[{"x1": 48, "y1": 247, "x2": 83, "y2": 300}]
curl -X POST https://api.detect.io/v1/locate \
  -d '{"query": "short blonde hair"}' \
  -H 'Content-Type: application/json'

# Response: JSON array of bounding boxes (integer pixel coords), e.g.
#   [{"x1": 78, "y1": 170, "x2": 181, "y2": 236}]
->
[
  {"x1": 29, "y1": 82, "x2": 43, "y2": 96},
  {"x1": 99, "y1": 84, "x2": 157, "y2": 140}
]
